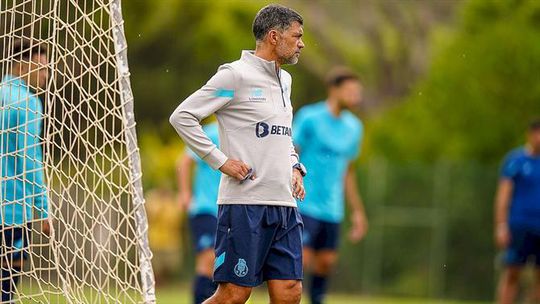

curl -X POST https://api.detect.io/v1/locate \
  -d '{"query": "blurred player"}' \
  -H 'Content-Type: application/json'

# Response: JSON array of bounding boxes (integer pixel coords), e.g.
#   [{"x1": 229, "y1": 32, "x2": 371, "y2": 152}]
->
[
  {"x1": 293, "y1": 67, "x2": 368, "y2": 304},
  {"x1": 170, "y1": 4, "x2": 306, "y2": 304},
  {"x1": 177, "y1": 121, "x2": 220, "y2": 304},
  {"x1": 0, "y1": 39, "x2": 51, "y2": 302},
  {"x1": 495, "y1": 120, "x2": 540, "y2": 304}
]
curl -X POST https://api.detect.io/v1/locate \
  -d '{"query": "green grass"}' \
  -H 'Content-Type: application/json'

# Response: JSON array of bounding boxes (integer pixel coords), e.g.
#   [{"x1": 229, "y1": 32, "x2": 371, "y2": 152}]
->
[
  {"x1": 16, "y1": 282, "x2": 489, "y2": 303},
  {"x1": 155, "y1": 285, "x2": 489, "y2": 304}
]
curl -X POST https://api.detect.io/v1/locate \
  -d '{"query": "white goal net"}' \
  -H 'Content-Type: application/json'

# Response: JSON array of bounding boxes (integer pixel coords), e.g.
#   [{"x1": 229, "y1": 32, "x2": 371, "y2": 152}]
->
[{"x1": 0, "y1": 0, "x2": 155, "y2": 303}]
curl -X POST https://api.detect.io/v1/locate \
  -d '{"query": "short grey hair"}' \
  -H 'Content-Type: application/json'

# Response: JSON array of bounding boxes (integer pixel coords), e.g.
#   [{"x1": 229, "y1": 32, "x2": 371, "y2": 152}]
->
[{"x1": 252, "y1": 4, "x2": 303, "y2": 42}]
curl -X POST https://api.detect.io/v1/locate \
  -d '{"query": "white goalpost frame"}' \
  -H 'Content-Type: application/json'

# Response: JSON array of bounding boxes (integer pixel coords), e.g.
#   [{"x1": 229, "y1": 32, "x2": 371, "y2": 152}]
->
[{"x1": 109, "y1": 0, "x2": 156, "y2": 302}]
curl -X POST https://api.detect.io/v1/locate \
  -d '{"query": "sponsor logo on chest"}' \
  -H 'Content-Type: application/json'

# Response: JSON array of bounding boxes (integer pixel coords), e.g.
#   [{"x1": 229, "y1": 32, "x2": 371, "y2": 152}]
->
[
  {"x1": 249, "y1": 87, "x2": 267, "y2": 102},
  {"x1": 255, "y1": 121, "x2": 292, "y2": 138}
]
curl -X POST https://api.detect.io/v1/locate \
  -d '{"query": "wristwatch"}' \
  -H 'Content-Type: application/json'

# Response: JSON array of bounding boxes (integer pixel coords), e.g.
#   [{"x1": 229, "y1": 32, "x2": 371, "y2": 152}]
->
[{"x1": 292, "y1": 163, "x2": 307, "y2": 177}]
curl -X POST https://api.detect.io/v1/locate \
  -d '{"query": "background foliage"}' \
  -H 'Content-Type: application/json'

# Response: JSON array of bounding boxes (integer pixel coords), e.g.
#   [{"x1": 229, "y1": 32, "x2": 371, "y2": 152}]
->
[{"x1": 120, "y1": 0, "x2": 540, "y2": 301}]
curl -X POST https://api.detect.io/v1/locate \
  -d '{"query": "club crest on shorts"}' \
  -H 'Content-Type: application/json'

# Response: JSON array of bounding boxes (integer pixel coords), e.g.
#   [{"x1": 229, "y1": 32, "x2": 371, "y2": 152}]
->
[{"x1": 234, "y1": 258, "x2": 249, "y2": 277}]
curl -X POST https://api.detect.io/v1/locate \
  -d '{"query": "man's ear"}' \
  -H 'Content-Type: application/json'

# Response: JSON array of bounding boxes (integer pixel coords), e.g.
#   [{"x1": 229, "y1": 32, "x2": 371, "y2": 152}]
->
[{"x1": 268, "y1": 30, "x2": 279, "y2": 46}]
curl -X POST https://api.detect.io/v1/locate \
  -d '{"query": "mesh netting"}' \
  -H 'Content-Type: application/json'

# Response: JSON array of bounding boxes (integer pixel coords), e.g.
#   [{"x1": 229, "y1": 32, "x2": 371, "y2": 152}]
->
[{"x1": 0, "y1": 0, "x2": 155, "y2": 302}]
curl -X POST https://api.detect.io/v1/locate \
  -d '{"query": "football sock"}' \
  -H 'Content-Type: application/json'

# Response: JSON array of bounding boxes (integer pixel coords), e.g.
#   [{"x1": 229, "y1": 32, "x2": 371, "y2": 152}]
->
[
  {"x1": 310, "y1": 274, "x2": 329, "y2": 304},
  {"x1": 193, "y1": 274, "x2": 217, "y2": 304}
]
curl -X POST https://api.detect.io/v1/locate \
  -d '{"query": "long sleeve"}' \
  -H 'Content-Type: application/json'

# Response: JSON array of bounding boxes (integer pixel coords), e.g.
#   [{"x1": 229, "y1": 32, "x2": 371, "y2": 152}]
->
[
  {"x1": 290, "y1": 142, "x2": 299, "y2": 166},
  {"x1": 169, "y1": 65, "x2": 236, "y2": 170},
  {"x1": 16, "y1": 97, "x2": 48, "y2": 219},
  {"x1": 284, "y1": 71, "x2": 299, "y2": 167}
]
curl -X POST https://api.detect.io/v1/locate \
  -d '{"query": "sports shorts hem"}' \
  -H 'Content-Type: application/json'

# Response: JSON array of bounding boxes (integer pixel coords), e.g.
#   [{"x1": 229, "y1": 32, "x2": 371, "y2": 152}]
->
[
  {"x1": 263, "y1": 275, "x2": 303, "y2": 281},
  {"x1": 213, "y1": 278, "x2": 261, "y2": 288},
  {"x1": 301, "y1": 214, "x2": 340, "y2": 250},
  {"x1": 188, "y1": 214, "x2": 217, "y2": 254}
]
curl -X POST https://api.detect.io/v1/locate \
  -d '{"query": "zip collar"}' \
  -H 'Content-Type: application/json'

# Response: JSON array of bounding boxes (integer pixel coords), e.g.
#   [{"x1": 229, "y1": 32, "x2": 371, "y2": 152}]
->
[
  {"x1": 241, "y1": 51, "x2": 286, "y2": 108},
  {"x1": 240, "y1": 50, "x2": 279, "y2": 76}
]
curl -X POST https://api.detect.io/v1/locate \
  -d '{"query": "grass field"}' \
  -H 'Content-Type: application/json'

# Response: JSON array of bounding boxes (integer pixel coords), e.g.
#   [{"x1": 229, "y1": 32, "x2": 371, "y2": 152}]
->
[
  {"x1": 16, "y1": 283, "x2": 490, "y2": 303},
  {"x1": 155, "y1": 286, "x2": 490, "y2": 304}
]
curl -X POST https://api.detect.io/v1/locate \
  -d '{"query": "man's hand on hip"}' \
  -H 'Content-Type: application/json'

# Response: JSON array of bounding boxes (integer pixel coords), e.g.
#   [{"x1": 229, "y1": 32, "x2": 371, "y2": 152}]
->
[
  {"x1": 219, "y1": 159, "x2": 255, "y2": 181},
  {"x1": 292, "y1": 169, "x2": 305, "y2": 201}
]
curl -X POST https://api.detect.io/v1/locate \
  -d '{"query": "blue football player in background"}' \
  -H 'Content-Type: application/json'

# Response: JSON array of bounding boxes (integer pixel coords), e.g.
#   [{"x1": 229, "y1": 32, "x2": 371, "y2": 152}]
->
[
  {"x1": 177, "y1": 121, "x2": 221, "y2": 304},
  {"x1": 0, "y1": 39, "x2": 51, "y2": 303},
  {"x1": 495, "y1": 120, "x2": 540, "y2": 304},
  {"x1": 293, "y1": 67, "x2": 368, "y2": 304}
]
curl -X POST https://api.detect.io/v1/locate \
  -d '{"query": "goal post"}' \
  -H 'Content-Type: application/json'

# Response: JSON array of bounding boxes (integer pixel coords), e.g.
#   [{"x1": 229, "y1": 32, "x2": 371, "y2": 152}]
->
[{"x1": 0, "y1": 0, "x2": 155, "y2": 303}]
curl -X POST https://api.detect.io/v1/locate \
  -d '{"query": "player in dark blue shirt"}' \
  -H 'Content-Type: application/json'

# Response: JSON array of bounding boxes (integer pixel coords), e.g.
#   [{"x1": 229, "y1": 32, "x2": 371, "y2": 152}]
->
[{"x1": 495, "y1": 120, "x2": 540, "y2": 304}]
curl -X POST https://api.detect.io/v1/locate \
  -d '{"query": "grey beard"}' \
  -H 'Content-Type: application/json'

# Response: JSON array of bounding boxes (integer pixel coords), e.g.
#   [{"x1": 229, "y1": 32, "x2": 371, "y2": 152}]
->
[{"x1": 281, "y1": 55, "x2": 298, "y2": 65}]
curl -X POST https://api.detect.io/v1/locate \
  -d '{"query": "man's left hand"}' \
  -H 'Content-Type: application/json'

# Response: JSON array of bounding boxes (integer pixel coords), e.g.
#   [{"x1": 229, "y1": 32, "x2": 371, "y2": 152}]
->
[
  {"x1": 292, "y1": 169, "x2": 305, "y2": 201},
  {"x1": 349, "y1": 210, "x2": 368, "y2": 243}
]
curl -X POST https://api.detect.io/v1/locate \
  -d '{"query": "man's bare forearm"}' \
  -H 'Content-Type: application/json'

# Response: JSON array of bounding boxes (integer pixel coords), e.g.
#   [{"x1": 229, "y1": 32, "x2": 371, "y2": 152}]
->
[
  {"x1": 177, "y1": 154, "x2": 194, "y2": 197},
  {"x1": 345, "y1": 164, "x2": 366, "y2": 215},
  {"x1": 494, "y1": 179, "x2": 513, "y2": 228}
]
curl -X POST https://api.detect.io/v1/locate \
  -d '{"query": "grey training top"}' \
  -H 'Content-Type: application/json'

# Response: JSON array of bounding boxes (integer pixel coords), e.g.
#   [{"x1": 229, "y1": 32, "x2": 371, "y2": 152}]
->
[{"x1": 170, "y1": 51, "x2": 299, "y2": 207}]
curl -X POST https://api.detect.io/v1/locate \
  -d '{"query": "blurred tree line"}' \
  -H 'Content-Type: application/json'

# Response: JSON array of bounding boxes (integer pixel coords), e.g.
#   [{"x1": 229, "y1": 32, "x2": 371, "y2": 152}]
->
[
  {"x1": 124, "y1": 0, "x2": 458, "y2": 189},
  {"x1": 364, "y1": 1, "x2": 539, "y2": 300},
  {"x1": 122, "y1": 0, "x2": 540, "y2": 301},
  {"x1": 371, "y1": 0, "x2": 540, "y2": 163}
]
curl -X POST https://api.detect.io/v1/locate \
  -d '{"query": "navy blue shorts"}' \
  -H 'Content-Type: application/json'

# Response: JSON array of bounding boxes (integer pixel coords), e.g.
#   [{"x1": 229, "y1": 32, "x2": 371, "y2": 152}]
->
[
  {"x1": 189, "y1": 214, "x2": 217, "y2": 253},
  {"x1": 504, "y1": 226, "x2": 540, "y2": 266},
  {"x1": 213, "y1": 205, "x2": 303, "y2": 287},
  {"x1": 301, "y1": 214, "x2": 340, "y2": 251},
  {"x1": 0, "y1": 225, "x2": 30, "y2": 263}
]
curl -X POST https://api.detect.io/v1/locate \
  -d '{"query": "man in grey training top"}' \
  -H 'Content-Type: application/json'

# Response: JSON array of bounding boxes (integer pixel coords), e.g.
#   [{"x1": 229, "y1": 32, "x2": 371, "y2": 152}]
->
[{"x1": 170, "y1": 4, "x2": 307, "y2": 304}]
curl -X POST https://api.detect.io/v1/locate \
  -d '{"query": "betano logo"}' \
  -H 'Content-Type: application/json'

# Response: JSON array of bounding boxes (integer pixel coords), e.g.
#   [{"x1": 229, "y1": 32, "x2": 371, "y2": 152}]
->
[{"x1": 255, "y1": 122, "x2": 292, "y2": 138}]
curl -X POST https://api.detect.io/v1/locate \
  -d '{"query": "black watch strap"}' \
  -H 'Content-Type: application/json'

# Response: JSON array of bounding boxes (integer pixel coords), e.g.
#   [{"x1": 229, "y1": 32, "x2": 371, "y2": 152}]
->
[{"x1": 293, "y1": 163, "x2": 307, "y2": 177}]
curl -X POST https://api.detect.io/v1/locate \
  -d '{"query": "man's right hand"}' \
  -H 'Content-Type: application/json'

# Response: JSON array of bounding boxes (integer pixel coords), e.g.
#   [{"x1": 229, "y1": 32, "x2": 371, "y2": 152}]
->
[
  {"x1": 219, "y1": 159, "x2": 254, "y2": 181},
  {"x1": 495, "y1": 223, "x2": 511, "y2": 249}
]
